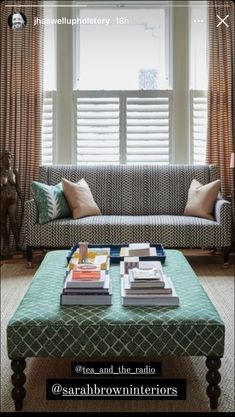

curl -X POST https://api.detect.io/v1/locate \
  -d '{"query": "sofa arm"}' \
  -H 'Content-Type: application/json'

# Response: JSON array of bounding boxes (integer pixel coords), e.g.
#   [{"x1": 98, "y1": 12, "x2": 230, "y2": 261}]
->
[
  {"x1": 214, "y1": 198, "x2": 232, "y2": 227},
  {"x1": 24, "y1": 199, "x2": 38, "y2": 225},
  {"x1": 20, "y1": 200, "x2": 38, "y2": 250}
]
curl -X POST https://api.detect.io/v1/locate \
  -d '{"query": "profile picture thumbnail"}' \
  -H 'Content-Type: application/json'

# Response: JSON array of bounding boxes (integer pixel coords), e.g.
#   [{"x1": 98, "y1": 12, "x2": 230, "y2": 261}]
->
[{"x1": 8, "y1": 12, "x2": 27, "y2": 30}]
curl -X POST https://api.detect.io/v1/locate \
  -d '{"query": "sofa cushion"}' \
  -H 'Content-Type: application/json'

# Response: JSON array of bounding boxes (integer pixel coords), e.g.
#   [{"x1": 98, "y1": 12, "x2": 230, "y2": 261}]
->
[
  {"x1": 31, "y1": 181, "x2": 71, "y2": 225},
  {"x1": 62, "y1": 178, "x2": 101, "y2": 219},
  {"x1": 28, "y1": 214, "x2": 223, "y2": 249},
  {"x1": 184, "y1": 179, "x2": 221, "y2": 220}
]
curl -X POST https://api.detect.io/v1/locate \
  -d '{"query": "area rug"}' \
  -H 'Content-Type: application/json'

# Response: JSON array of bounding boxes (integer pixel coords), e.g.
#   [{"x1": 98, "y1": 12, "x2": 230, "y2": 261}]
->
[{"x1": 1, "y1": 257, "x2": 234, "y2": 413}]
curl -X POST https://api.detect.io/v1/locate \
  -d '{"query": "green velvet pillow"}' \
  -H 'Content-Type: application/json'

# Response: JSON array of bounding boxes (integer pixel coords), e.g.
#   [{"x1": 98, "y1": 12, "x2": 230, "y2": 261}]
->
[{"x1": 32, "y1": 181, "x2": 71, "y2": 224}]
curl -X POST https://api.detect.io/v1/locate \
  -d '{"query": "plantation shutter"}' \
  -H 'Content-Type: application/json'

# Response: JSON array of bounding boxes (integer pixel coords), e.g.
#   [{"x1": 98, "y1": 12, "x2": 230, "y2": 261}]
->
[
  {"x1": 126, "y1": 96, "x2": 171, "y2": 164},
  {"x1": 75, "y1": 97, "x2": 120, "y2": 164},
  {"x1": 191, "y1": 91, "x2": 207, "y2": 164},
  {"x1": 75, "y1": 91, "x2": 172, "y2": 164},
  {"x1": 41, "y1": 92, "x2": 55, "y2": 165}
]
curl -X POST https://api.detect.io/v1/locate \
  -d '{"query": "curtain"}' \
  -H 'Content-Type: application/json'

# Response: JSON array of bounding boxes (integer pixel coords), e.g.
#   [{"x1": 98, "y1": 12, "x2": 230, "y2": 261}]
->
[
  {"x1": 207, "y1": 0, "x2": 235, "y2": 197},
  {"x1": 0, "y1": 0, "x2": 43, "y2": 248}
]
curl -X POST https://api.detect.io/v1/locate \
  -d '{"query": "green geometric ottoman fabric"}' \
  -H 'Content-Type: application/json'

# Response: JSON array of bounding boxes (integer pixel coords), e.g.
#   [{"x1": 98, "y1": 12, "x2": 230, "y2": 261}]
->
[{"x1": 7, "y1": 250, "x2": 225, "y2": 359}]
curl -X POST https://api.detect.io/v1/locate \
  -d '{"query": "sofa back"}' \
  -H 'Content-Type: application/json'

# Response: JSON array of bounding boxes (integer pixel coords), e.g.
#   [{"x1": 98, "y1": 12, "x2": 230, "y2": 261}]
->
[{"x1": 39, "y1": 164, "x2": 217, "y2": 215}]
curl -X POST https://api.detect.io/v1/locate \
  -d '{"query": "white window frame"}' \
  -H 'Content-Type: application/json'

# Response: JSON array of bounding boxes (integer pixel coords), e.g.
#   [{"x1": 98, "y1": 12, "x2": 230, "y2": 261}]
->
[
  {"x1": 42, "y1": 0, "x2": 57, "y2": 165},
  {"x1": 73, "y1": 2, "x2": 172, "y2": 165},
  {"x1": 189, "y1": 1, "x2": 208, "y2": 165},
  {"x1": 73, "y1": 2, "x2": 171, "y2": 89}
]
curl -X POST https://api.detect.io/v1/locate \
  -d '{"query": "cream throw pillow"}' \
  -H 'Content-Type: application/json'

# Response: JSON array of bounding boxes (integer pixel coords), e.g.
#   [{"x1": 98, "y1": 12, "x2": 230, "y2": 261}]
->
[
  {"x1": 184, "y1": 179, "x2": 221, "y2": 220},
  {"x1": 62, "y1": 178, "x2": 101, "y2": 219}
]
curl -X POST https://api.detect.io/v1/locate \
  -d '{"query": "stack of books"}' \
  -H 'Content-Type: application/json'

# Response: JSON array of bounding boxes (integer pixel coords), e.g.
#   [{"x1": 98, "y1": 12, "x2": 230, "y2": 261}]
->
[
  {"x1": 120, "y1": 260, "x2": 179, "y2": 307},
  {"x1": 61, "y1": 250, "x2": 112, "y2": 305},
  {"x1": 120, "y1": 243, "x2": 157, "y2": 257}
]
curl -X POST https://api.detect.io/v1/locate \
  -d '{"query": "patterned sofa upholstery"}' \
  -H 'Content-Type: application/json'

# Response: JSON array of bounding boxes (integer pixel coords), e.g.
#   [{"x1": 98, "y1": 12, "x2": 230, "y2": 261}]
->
[{"x1": 24, "y1": 164, "x2": 232, "y2": 263}]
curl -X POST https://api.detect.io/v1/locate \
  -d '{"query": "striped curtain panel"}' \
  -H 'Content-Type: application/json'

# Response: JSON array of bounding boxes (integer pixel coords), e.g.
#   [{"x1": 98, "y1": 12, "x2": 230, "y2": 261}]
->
[
  {"x1": 0, "y1": 0, "x2": 43, "y2": 248},
  {"x1": 0, "y1": 0, "x2": 43, "y2": 202},
  {"x1": 206, "y1": 0, "x2": 235, "y2": 197}
]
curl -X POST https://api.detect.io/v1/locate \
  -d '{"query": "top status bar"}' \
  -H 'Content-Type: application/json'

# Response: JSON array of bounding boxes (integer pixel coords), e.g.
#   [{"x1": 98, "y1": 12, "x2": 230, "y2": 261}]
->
[
  {"x1": 4, "y1": 0, "x2": 232, "y2": 7},
  {"x1": 4, "y1": 4, "x2": 227, "y2": 7}
]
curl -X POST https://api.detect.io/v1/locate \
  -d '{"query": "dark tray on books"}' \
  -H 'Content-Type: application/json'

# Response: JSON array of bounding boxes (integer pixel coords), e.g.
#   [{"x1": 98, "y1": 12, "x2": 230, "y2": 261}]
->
[{"x1": 67, "y1": 244, "x2": 166, "y2": 265}]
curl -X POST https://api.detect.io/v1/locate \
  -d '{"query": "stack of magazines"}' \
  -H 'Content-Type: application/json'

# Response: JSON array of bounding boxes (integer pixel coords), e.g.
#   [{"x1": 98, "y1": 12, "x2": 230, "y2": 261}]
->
[
  {"x1": 120, "y1": 260, "x2": 179, "y2": 307},
  {"x1": 61, "y1": 250, "x2": 112, "y2": 305}
]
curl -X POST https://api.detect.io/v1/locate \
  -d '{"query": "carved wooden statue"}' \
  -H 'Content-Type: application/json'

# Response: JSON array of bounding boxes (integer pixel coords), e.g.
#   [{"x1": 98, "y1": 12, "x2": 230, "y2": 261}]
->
[{"x1": 0, "y1": 151, "x2": 22, "y2": 255}]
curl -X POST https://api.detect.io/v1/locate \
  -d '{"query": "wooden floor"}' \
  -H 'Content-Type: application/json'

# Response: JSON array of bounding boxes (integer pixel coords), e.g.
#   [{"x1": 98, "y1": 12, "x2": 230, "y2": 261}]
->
[{"x1": 1, "y1": 247, "x2": 234, "y2": 268}]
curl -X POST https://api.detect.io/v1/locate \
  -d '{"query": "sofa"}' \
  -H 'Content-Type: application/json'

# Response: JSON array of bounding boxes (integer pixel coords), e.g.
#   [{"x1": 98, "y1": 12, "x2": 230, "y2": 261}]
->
[{"x1": 23, "y1": 164, "x2": 232, "y2": 263}]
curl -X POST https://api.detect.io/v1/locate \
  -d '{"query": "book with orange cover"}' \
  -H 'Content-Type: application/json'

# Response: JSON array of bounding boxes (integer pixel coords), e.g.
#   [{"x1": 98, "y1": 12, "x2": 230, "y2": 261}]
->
[
  {"x1": 66, "y1": 270, "x2": 106, "y2": 288},
  {"x1": 72, "y1": 270, "x2": 101, "y2": 281}
]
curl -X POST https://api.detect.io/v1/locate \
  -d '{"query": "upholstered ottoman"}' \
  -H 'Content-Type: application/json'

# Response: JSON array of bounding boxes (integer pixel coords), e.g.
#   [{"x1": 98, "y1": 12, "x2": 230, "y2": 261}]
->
[{"x1": 7, "y1": 250, "x2": 225, "y2": 411}]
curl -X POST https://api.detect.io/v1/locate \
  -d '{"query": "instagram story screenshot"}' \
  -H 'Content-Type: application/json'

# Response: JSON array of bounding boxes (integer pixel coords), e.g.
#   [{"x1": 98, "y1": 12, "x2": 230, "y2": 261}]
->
[{"x1": 0, "y1": 0, "x2": 234, "y2": 415}]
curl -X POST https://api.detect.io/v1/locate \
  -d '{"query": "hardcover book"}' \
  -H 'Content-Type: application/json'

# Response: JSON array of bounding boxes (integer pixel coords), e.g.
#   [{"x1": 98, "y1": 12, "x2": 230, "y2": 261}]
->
[
  {"x1": 128, "y1": 243, "x2": 151, "y2": 257},
  {"x1": 63, "y1": 274, "x2": 110, "y2": 294},
  {"x1": 124, "y1": 275, "x2": 172, "y2": 295},
  {"x1": 61, "y1": 278, "x2": 112, "y2": 305},
  {"x1": 60, "y1": 293, "x2": 112, "y2": 306},
  {"x1": 65, "y1": 270, "x2": 106, "y2": 288},
  {"x1": 72, "y1": 270, "x2": 101, "y2": 280},
  {"x1": 121, "y1": 277, "x2": 179, "y2": 306}
]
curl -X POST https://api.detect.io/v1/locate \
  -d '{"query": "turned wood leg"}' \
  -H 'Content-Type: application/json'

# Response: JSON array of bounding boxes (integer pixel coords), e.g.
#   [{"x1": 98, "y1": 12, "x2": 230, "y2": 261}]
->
[
  {"x1": 11, "y1": 358, "x2": 26, "y2": 411},
  {"x1": 26, "y1": 246, "x2": 33, "y2": 267},
  {"x1": 206, "y1": 357, "x2": 221, "y2": 410},
  {"x1": 223, "y1": 247, "x2": 230, "y2": 267}
]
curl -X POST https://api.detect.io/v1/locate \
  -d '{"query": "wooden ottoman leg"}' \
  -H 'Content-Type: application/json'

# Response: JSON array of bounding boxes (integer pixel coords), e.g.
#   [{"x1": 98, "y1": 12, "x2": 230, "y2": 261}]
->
[
  {"x1": 223, "y1": 247, "x2": 230, "y2": 267},
  {"x1": 206, "y1": 357, "x2": 221, "y2": 410},
  {"x1": 26, "y1": 246, "x2": 33, "y2": 267},
  {"x1": 11, "y1": 358, "x2": 26, "y2": 411}
]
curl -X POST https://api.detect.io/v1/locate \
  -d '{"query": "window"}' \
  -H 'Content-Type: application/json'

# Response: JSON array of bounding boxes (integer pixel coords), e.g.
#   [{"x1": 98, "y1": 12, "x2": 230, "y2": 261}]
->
[
  {"x1": 42, "y1": 1, "x2": 57, "y2": 165},
  {"x1": 76, "y1": 8, "x2": 169, "y2": 90},
  {"x1": 75, "y1": 91, "x2": 171, "y2": 164},
  {"x1": 74, "y1": 4, "x2": 171, "y2": 164},
  {"x1": 190, "y1": 3, "x2": 208, "y2": 165},
  {"x1": 42, "y1": 2, "x2": 209, "y2": 166}
]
